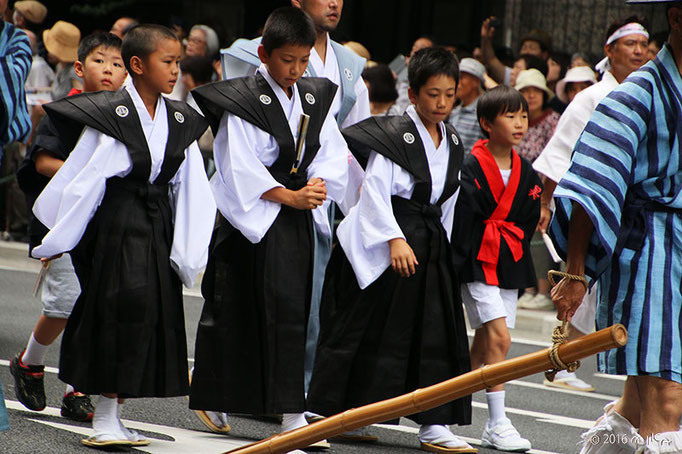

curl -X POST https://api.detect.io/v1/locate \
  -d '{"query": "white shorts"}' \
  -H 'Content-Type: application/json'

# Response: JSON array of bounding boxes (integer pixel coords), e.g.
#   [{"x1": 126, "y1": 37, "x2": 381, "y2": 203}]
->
[
  {"x1": 41, "y1": 254, "x2": 80, "y2": 319},
  {"x1": 461, "y1": 281, "x2": 518, "y2": 330},
  {"x1": 570, "y1": 284, "x2": 598, "y2": 335}
]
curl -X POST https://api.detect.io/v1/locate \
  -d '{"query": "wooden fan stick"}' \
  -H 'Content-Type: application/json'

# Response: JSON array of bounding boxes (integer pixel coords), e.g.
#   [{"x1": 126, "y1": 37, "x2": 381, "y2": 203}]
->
[{"x1": 226, "y1": 324, "x2": 627, "y2": 454}]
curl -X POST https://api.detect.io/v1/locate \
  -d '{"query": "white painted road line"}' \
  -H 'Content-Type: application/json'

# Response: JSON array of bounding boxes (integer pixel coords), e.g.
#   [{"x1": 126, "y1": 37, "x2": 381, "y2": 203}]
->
[
  {"x1": 593, "y1": 372, "x2": 627, "y2": 381},
  {"x1": 0, "y1": 358, "x2": 59, "y2": 374},
  {"x1": 6, "y1": 400, "x2": 305, "y2": 454},
  {"x1": 506, "y1": 379, "x2": 619, "y2": 401},
  {"x1": 374, "y1": 423, "x2": 561, "y2": 454},
  {"x1": 472, "y1": 401, "x2": 595, "y2": 429}
]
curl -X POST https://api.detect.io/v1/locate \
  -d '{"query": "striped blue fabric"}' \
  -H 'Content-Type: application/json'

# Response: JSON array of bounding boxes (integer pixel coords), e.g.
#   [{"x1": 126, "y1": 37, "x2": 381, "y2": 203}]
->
[
  {"x1": 0, "y1": 21, "x2": 32, "y2": 152},
  {"x1": 448, "y1": 98, "x2": 484, "y2": 153},
  {"x1": 551, "y1": 43, "x2": 682, "y2": 384}
]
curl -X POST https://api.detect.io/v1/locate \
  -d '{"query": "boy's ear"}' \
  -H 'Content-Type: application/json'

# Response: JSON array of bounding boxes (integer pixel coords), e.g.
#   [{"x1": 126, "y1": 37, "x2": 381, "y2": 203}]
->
[
  {"x1": 479, "y1": 117, "x2": 493, "y2": 135},
  {"x1": 257, "y1": 44, "x2": 269, "y2": 65},
  {"x1": 407, "y1": 86, "x2": 417, "y2": 105},
  {"x1": 129, "y1": 55, "x2": 145, "y2": 76},
  {"x1": 73, "y1": 60, "x2": 85, "y2": 79},
  {"x1": 291, "y1": 0, "x2": 302, "y2": 8}
]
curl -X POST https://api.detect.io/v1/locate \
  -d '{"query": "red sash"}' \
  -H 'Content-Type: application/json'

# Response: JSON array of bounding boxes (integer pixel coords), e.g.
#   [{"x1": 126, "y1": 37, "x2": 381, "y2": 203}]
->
[{"x1": 471, "y1": 140, "x2": 524, "y2": 286}]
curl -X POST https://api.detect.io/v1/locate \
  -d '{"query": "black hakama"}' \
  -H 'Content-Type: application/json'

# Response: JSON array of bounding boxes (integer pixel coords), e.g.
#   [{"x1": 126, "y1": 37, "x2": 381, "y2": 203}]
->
[
  {"x1": 42, "y1": 90, "x2": 208, "y2": 397},
  {"x1": 307, "y1": 114, "x2": 472, "y2": 425},
  {"x1": 189, "y1": 74, "x2": 338, "y2": 414}
]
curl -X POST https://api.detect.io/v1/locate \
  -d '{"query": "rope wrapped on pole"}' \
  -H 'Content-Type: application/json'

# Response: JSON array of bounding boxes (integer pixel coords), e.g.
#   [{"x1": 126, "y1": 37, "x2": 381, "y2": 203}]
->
[{"x1": 225, "y1": 324, "x2": 627, "y2": 454}]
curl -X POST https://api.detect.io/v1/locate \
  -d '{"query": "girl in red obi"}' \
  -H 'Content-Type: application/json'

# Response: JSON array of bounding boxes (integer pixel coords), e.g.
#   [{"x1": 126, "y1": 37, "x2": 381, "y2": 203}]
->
[{"x1": 457, "y1": 85, "x2": 541, "y2": 452}]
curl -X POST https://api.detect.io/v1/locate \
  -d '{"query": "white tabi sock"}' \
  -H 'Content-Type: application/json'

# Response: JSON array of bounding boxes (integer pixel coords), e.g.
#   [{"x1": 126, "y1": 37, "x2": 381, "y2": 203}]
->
[
  {"x1": 93, "y1": 395, "x2": 126, "y2": 438},
  {"x1": 486, "y1": 390, "x2": 507, "y2": 425},
  {"x1": 206, "y1": 411, "x2": 229, "y2": 428},
  {"x1": 22, "y1": 333, "x2": 50, "y2": 366},
  {"x1": 282, "y1": 413, "x2": 308, "y2": 433},
  {"x1": 116, "y1": 401, "x2": 147, "y2": 442},
  {"x1": 64, "y1": 384, "x2": 74, "y2": 395},
  {"x1": 418, "y1": 424, "x2": 472, "y2": 449}
]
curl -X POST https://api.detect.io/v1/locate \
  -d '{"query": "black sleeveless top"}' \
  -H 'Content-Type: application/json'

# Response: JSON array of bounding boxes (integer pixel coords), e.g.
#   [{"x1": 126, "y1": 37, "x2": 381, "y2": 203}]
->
[
  {"x1": 43, "y1": 89, "x2": 208, "y2": 185},
  {"x1": 191, "y1": 72, "x2": 337, "y2": 188}
]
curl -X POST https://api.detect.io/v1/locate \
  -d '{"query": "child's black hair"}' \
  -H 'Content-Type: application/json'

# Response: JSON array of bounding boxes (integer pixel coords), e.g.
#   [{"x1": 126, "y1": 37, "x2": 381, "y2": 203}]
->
[
  {"x1": 362, "y1": 64, "x2": 398, "y2": 104},
  {"x1": 78, "y1": 32, "x2": 122, "y2": 64},
  {"x1": 477, "y1": 85, "x2": 529, "y2": 138},
  {"x1": 407, "y1": 46, "x2": 459, "y2": 93},
  {"x1": 121, "y1": 24, "x2": 179, "y2": 74},
  {"x1": 180, "y1": 56, "x2": 214, "y2": 85},
  {"x1": 261, "y1": 7, "x2": 316, "y2": 55}
]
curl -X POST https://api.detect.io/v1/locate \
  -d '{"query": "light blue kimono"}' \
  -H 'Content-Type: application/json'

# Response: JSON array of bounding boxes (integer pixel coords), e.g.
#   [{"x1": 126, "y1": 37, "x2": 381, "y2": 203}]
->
[{"x1": 551, "y1": 43, "x2": 682, "y2": 384}]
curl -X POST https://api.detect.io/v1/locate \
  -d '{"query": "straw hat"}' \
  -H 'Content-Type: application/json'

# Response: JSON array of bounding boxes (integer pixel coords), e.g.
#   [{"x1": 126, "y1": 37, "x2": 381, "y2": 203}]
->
[
  {"x1": 344, "y1": 41, "x2": 371, "y2": 61},
  {"x1": 43, "y1": 21, "x2": 80, "y2": 63},
  {"x1": 14, "y1": 1, "x2": 47, "y2": 25},
  {"x1": 555, "y1": 66, "x2": 597, "y2": 103},
  {"x1": 514, "y1": 68, "x2": 552, "y2": 96}
]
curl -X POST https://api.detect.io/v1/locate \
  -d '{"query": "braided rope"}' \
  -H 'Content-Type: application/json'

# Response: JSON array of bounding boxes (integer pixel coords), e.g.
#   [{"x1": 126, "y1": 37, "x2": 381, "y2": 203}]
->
[
  {"x1": 545, "y1": 271, "x2": 584, "y2": 382},
  {"x1": 548, "y1": 270, "x2": 588, "y2": 290},
  {"x1": 545, "y1": 321, "x2": 581, "y2": 381}
]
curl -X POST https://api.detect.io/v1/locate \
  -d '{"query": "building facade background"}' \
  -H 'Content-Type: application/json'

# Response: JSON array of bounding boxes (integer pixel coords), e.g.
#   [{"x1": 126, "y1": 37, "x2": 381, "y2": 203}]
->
[{"x1": 35, "y1": 0, "x2": 670, "y2": 64}]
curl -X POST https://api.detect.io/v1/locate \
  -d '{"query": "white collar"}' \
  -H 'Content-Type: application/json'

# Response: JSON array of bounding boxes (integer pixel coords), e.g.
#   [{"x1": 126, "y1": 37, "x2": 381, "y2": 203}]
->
[
  {"x1": 126, "y1": 79, "x2": 164, "y2": 135},
  {"x1": 258, "y1": 64, "x2": 299, "y2": 110},
  {"x1": 310, "y1": 33, "x2": 335, "y2": 70},
  {"x1": 406, "y1": 105, "x2": 446, "y2": 151}
]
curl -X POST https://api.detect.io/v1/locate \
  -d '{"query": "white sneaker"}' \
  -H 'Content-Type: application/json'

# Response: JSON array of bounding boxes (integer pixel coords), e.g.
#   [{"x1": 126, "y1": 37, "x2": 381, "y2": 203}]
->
[
  {"x1": 516, "y1": 292, "x2": 536, "y2": 308},
  {"x1": 544, "y1": 370, "x2": 595, "y2": 392},
  {"x1": 523, "y1": 293, "x2": 555, "y2": 310},
  {"x1": 481, "y1": 418, "x2": 531, "y2": 452}
]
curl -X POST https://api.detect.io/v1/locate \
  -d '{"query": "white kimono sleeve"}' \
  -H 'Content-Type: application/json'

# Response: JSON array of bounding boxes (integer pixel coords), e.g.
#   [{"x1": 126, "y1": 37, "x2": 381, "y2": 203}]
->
[
  {"x1": 533, "y1": 95, "x2": 594, "y2": 184},
  {"x1": 337, "y1": 77, "x2": 371, "y2": 214},
  {"x1": 339, "y1": 76, "x2": 371, "y2": 129},
  {"x1": 336, "y1": 152, "x2": 404, "y2": 289},
  {"x1": 210, "y1": 112, "x2": 284, "y2": 243},
  {"x1": 306, "y1": 106, "x2": 350, "y2": 238},
  {"x1": 32, "y1": 128, "x2": 132, "y2": 258},
  {"x1": 169, "y1": 141, "x2": 217, "y2": 288}
]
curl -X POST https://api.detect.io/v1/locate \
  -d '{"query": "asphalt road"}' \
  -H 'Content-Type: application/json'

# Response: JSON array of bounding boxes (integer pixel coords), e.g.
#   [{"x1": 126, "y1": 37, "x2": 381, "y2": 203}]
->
[{"x1": 0, "y1": 262, "x2": 625, "y2": 454}]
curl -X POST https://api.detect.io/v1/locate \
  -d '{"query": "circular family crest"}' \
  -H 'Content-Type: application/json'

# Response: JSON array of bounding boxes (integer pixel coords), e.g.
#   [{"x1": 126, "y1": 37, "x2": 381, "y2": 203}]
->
[
  {"x1": 115, "y1": 105, "x2": 129, "y2": 118},
  {"x1": 259, "y1": 94, "x2": 272, "y2": 105},
  {"x1": 403, "y1": 132, "x2": 415, "y2": 144},
  {"x1": 174, "y1": 112, "x2": 185, "y2": 123},
  {"x1": 344, "y1": 68, "x2": 353, "y2": 81},
  {"x1": 305, "y1": 93, "x2": 316, "y2": 105},
  {"x1": 451, "y1": 134, "x2": 459, "y2": 146}
]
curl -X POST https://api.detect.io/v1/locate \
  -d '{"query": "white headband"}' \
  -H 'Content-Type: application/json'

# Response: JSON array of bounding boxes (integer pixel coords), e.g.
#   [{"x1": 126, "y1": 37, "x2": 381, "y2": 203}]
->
[
  {"x1": 595, "y1": 23, "x2": 649, "y2": 73},
  {"x1": 606, "y1": 22, "x2": 649, "y2": 46}
]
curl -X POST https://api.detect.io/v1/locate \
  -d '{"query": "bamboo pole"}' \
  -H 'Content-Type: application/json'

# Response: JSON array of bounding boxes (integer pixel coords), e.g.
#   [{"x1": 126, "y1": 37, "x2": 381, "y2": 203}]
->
[{"x1": 226, "y1": 324, "x2": 627, "y2": 454}]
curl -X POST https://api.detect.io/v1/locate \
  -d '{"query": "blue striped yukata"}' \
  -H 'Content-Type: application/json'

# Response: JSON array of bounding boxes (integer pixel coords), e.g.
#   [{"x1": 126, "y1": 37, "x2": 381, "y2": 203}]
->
[
  {"x1": 0, "y1": 20, "x2": 31, "y2": 151},
  {"x1": 448, "y1": 97, "x2": 484, "y2": 153},
  {"x1": 550, "y1": 42, "x2": 682, "y2": 384}
]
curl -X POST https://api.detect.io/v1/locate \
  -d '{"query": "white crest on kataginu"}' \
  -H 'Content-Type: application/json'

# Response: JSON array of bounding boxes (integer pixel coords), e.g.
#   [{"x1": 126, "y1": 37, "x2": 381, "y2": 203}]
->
[{"x1": 115, "y1": 105, "x2": 129, "y2": 118}]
